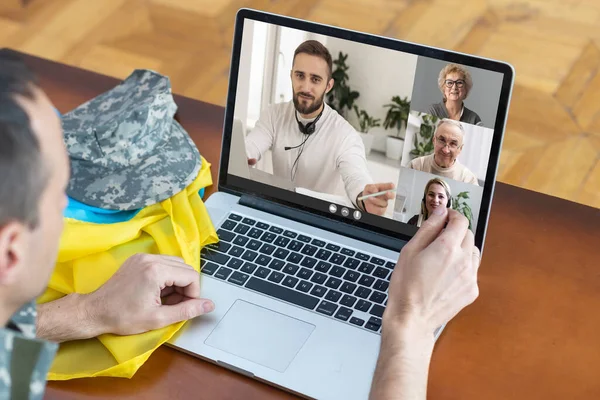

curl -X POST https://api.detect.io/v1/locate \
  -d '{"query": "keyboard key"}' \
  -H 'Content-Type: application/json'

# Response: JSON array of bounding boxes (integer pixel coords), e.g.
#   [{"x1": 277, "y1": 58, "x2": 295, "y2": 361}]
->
[
  {"x1": 373, "y1": 267, "x2": 389, "y2": 279},
  {"x1": 325, "y1": 277, "x2": 342, "y2": 290},
  {"x1": 385, "y1": 261, "x2": 396, "y2": 269},
  {"x1": 310, "y1": 272, "x2": 327, "y2": 284},
  {"x1": 355, "y1": 286, "x2": 372, "y2": 299},
  {"x1": 201, "y1": 262, "x2": 218, "y2": 275},
  {"x1": 311, "y1": 239, "x2": 326, "y2": 247},
  {"x1": 215, "y1": 267, "x2": 233, "y2": 280},
  {"x1": 334, "y1": 307, "x2": 353, "y2": 322},
  {"x1": 269, "y1": 259, "x2": 285, "y2": 271},
  {"x1": 370, "y1": 257, "x2": 385, "y2": 266},
  {"x1": 301, "y1": 245, "x2": 318, "y2": 256},
  {"x1": 207, "y1": 241, "x2": 231, "y2": 253},
  {"x1": 297, "y1": 268, "x2": 313, "y2": 280},
  {"x1": 344, "y1": 258, "x2": 360, "y2": 270},
  {"x1": 228, "y1": 213, "x2": 242, "y2": 221},
  {"x1": 340, "y1": 295, "x2": 357, "y2": 308},
  {"x1": 248, "y1": 228, "x2": 263, "y2": 239},
  {"x1": 222, "y1": 220, "x2": 237, "y2": 231},
  {"x1": 288, "y1": 240, "x2": 304, "y2": 252},
  {"x1": 233, "y1": 236, "x2": 249, "y2": 246},
  {"x1": 330, "y1": 266, "x2": 346, "y2": 277},
  {"x1": 256, "y1": 222, "x2": 269, "y2": 230},
  {"x1": 274, "y1": 236, "x2": 291, "y2": 248},
  {"x1": 325, "y1": 290, "x2": 342, "y2": 302},
  {"x1": 297, "y1": 280, "x2": 313, "y2": 293},
  {"x1": 358, "y1": 275, "x2": 375, "y2": 288},
  {"x1": 283, "y1": 263, "x2": 299, "y2": 275},
  {"x1": 267, "y1": 271, "x2": 284, "y2": 284},
  {"x1": 355, "y1": 300, "x2": 372, "y2": 312},
  {"x1": 316, "y1": 300, "x2": 338, "y2": 316},
  {"x1": 326, "y1": 243, "x2": 341, "y2": 252},
  {"x1": 217, "y1": 229, "x2": 235, "y2": 242},
  {"x1": 298, "y1": 234, "x2": 311, "y2": 243},
  {"x1": 340, "y1": 282, "x2": 357, "y2": 294},
  {"x1": 259, "y1": 244, "x2": 276, "y2": 255},
  {"x1": 315, "y1": 261, "x2": 331, "y2": 273},
  {"x1": 300, "y1": 257, "x2": 317, "y2": 269},
  {"x1": 370, "y1": 304, "x2": 385, "y2": 318},
  {"x1": 365, "y1": 323, "x2": 380, "y2": 332},
  {"x1": 273, "y1": 248, "x2": 290, "y2": 260},
  {"x1": 202, "y1": 251, "x2": 230, "y2": 265},
  {"x1": 228, "y1": 271, "x2": 250, "y2": 286},
  {"x1": 349, "y1": 317, "x2": 364, "y2": 326},
  {"x1": 310, "y1": 285, "x2": 327, "y2": 298},
  {"x1": 358, "y1": 263, "x2": 375, "y2": 274},
  {"x1": 242, "y1": 217, "x2": 256, "y2": 226},
  {"x1": 343, "y1": 270, "x2": 360, "y2": 282},
  {"x1": 247, "y1": 240, "x2": 262, "y2": 251},
  {"x1": 234, "y1": 224, "x2": 250, "y2": 235},
  {"x1": 269, "y1": 226, "x2": 283, "y2": 234},
  {"x1": 283, "y1": 230, "x2": 297, "y2": 238},
  {"x1": 228, "y1": 246, "x2": 245, "y2": 258},
  {"x1": 370, "y1": 291, "x2": 386, "y2": 304},
  {"x1": 315, "y1": 249, "x2": 332, "y2": 261},
  {"x1": 282, "y1": 275, "x2": 299, "y2": 288},
  {"x1": 256, "y1": 255, "x2": 272, "y2": 266},
  {"x1": 330, "y1": 253, "x2": 346, "y2": 265},
  {"x1": 245, "y1": 277, "x2": 318, "y2": 310},
  {"x1": 341, "y1": 248, "x2": 356, "y2": 256},
  {"x1": 373, "y1": 279, "x2": 389, "y2": 292},
  {"x1": 356, "y1": 252, "x2": 370, "y2": 261},
  {"x1": 227, "y1": 258, "x2": 243, "y2": 270},
  {"x1": 241, "y1": 250, "x2": 258, "y2": 262},
  {"x1": 368, "y1": 316, "x2": 383, "y2": 327},
  {"x1": 261, "y1": 232, "x2": 277, "y2": 243},
  {"x1": 241, "y1": 262, "x2": 257, "y2": 274},
  {"x1": 254, "y1": 267, "x2": 270, "y2": 279},
  {"x1": 286, "y1": 253, "x2": 303, "y2": 264}
]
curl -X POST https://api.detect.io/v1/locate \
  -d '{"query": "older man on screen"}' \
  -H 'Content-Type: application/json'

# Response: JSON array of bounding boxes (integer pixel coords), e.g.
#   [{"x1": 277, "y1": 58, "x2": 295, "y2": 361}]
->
[{"x1": 409, "y1": 119, "x2": 479, "y2": 186}]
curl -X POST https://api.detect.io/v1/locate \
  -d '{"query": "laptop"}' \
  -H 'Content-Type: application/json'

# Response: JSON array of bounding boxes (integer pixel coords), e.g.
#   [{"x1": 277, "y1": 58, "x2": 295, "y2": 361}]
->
[{"x1": 169, "y1": 8, "x2": 514, "y2": 400}]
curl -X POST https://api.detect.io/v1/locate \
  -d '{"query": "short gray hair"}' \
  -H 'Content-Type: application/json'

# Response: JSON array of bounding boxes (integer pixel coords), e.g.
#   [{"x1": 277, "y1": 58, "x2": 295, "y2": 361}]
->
[{"x1": 434, "y1": 118, "x2": 465, "y2": 144}]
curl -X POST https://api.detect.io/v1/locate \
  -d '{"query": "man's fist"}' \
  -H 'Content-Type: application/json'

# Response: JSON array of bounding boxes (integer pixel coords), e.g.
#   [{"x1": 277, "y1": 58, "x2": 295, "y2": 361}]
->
[{"x1": 359, "y1": 182, "x2": 395, "y2": 216}]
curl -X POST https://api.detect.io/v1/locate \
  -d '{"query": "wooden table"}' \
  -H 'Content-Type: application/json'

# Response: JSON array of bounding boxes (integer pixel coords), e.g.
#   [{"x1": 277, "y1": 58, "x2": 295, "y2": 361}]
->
[{"x1": 15, "y1": 52, "x2": 599, "y2": 400}]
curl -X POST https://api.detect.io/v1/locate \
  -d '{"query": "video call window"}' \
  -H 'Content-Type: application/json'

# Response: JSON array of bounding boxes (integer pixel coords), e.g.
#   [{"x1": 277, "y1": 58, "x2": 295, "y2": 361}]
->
[{"x1": 228, "y1": 19, "x2": 504, "y2": 233}]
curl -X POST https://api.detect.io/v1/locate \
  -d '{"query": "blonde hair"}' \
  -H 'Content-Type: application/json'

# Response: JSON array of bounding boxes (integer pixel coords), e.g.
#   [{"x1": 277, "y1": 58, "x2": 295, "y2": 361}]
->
[
  {"x1": 420, "y1": 178, "x2": 452, "y2": 220},
  {"x1": 438, "y1": 63, "x2": 473, "y2": 101}
]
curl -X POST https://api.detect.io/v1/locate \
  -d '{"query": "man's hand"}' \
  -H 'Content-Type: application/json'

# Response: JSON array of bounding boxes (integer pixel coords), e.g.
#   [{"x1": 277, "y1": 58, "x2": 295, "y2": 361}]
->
[
  {"x1": 369, "y1": 209, "x2": 480, "y2": 400},
  {"x1": 359, "y1": 182, "x2": 395, "y2": 216},
  {"x1": 248, "y1": 158, "x2": 257, "y2": 166}
]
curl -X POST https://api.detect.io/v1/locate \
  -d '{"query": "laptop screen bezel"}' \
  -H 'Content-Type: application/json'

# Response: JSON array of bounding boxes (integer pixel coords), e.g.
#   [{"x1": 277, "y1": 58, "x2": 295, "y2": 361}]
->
[{"x1": 217, "y1": 8, "x2": 515, "y2": 250}]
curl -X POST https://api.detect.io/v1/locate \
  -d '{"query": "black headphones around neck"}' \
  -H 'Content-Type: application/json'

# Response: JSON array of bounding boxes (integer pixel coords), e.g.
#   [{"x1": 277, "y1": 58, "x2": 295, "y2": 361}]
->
[{"x1": 295, "y1": 108, "x2": 323, "y2": 135}]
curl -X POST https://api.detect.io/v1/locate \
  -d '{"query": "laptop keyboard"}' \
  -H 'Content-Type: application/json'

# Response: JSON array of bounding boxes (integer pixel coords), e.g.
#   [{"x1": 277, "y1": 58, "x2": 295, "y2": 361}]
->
[{"x1": 200, "y1": 212, "x2": 396, "y2": 334}]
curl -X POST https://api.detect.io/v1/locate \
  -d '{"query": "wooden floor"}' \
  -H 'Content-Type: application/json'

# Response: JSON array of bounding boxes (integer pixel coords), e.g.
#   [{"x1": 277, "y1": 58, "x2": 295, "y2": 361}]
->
[{"x1": 1, "y1": 0, "x2": 599, "y2": 209}]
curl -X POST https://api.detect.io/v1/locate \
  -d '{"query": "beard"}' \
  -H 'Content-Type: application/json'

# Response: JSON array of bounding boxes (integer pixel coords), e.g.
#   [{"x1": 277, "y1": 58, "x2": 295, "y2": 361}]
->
[{"x1": 293, "y1": 89, "x2": 326, "y2": 115}]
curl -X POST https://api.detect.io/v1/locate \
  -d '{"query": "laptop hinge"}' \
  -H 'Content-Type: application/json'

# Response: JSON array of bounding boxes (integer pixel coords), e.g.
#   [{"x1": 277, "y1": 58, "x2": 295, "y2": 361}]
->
[{"x1": 238, "y1": 194, "x2": 405, "y2": 252}]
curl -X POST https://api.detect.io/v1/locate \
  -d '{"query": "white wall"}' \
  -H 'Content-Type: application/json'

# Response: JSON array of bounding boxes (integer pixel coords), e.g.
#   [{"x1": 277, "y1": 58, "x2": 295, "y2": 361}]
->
[
  {"x1": 402, "y1": 111, "x2": 494, "y2": 184},
  {"x1": 394, "y1": 168, "x2": 483, "y2": 230},
  {"x1": 326, "y1": 37, "x2": 418, "y2": 152}
]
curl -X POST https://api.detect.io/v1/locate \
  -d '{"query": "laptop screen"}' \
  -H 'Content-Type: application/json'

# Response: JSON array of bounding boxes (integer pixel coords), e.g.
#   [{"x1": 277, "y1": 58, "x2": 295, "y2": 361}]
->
[{"x1": 221, "y1": 10, "x2": 514, "y2": 248}]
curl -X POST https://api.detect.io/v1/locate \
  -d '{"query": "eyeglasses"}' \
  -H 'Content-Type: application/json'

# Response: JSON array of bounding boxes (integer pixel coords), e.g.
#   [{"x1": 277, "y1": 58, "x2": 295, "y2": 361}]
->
[
  {"x1": 444, "y1": 79, "x2": 465, "y2": 88},
  {"x1": 435, "y1": 136, "x2": 460, "y2": 150}
]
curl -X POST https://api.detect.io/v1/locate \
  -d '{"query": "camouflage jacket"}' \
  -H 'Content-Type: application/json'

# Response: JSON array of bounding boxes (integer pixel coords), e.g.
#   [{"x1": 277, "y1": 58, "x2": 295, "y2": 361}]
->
[{"x1": 0, "y1": 301, "x2": 57, "y2": 400}]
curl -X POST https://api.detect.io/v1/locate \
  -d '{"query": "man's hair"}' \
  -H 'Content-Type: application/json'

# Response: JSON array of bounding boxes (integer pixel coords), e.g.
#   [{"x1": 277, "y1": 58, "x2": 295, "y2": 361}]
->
[
  {"x1": 0, "y1": 49, "x2": 47, "y2": 229},
  {"x1": 293, "y1": 40, "x2": 333, "y2": 79},
  {"x1": 434, "y1": 118, "x2": 465, "y2": 145}
]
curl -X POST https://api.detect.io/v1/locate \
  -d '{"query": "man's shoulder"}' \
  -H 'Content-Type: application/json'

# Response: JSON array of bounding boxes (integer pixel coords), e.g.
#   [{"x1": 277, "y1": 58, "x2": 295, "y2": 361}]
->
[
  {"x1": 409, "y1": 154, "x2": 431, "y2": 170},
  {"x1": 10, "y1": 300, "x2": 37, "y2": 339}
]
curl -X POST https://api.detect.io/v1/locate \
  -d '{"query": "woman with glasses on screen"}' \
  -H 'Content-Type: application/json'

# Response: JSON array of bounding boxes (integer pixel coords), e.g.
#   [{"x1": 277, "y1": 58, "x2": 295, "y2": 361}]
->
[
  {"x1": 428, "y1": 63, "x2": 483, "y2": 127},
  {"x1": 408, "y1": 178, "x2": 452, "y2": 227}
]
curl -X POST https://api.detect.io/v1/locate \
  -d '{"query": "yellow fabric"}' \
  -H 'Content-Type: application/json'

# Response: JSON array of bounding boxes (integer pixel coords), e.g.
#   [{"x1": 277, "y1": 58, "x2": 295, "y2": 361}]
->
[{"x1": 38, "y1": 156, "x2": 218, "y2": 380}]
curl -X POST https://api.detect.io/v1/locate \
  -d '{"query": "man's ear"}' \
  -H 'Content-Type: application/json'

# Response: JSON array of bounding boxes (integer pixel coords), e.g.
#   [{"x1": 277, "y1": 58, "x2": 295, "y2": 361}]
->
[
  {"x1": 326, "y1": 78, "x2": 335, "y2": 94},
  {"x1": 0, "y1": 221, "x2": 27, "y2": 286}
]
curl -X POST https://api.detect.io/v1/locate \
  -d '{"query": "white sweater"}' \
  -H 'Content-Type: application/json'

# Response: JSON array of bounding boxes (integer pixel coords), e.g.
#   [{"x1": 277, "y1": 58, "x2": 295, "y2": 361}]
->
[
  {"x1": 409, "y1": 154, "x2": 479, "y2": 186},
  {"x1": 245, "y1": 101, "x2": 372, "y2": 205}
]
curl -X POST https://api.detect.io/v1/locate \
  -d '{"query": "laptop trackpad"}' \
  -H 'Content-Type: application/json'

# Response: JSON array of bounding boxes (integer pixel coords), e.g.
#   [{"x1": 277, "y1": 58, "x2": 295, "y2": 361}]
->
[{"x1": 205, "y1": 300, "x2": 315, "y2": 372}]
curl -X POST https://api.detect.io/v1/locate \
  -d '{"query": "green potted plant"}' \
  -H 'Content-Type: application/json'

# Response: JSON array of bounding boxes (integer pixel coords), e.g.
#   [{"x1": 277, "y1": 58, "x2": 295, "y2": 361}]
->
[
  {"x1": 327, "y1": 52, "x2": 359, "y2": 118},
  {"x1": 353, "y1": 105, "x2": 381, "y2": 155},
  {"x1": 383, "y1": 95, "x2": 411, "y2": 160},
  {"x1": 410, "y1": 112, "x2": 439, "y2": 160},
  {"x1": 452, "y1": 191, "x2": 474, "y2": 231}
]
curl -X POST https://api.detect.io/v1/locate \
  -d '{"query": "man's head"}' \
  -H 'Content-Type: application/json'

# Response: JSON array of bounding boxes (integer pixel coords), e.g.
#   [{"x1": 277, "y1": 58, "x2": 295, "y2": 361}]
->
[
  {"x1": 0, "y1": 50, "x2": 69, "y2": 319},
  {"x1": 290, "y1": 40, "x2": 334, "y2": 117},
  {"x1": 432, "y1": 119, "x2": 464, "y2": 168}
]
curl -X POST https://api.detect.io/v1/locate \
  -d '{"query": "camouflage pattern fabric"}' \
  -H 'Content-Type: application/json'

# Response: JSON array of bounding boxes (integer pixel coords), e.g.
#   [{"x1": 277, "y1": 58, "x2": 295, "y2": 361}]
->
[
  {"x1": 0, "y1": 301, "x2": 58, "y2": 400},
  {"x1": 62, "y1": 69, "x2": 201, "y2": 211}
]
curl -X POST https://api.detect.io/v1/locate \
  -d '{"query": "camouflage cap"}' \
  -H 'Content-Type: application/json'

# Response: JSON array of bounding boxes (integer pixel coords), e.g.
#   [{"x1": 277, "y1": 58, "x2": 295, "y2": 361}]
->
[{"x1": 62, "y1": 69, "x2": 201, "y2": 211}]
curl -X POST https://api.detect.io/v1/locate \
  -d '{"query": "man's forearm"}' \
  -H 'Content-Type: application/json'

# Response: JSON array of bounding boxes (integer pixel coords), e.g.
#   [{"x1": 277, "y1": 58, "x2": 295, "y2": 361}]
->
[
  {"x1": 369, "y1": 321, "x2": 435, "y2": 400},
  {"x1": 36, "y1": 293, "x2": 104, "y2": 343}
]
